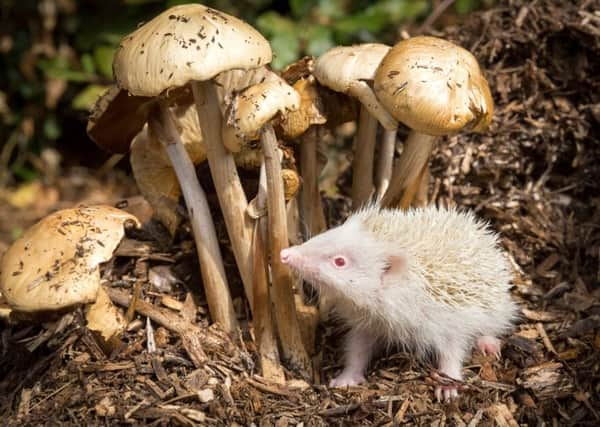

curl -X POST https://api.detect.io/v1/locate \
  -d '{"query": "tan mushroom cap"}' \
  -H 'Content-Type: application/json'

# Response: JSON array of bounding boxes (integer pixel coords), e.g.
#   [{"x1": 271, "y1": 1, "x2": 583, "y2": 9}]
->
[
  {"x1": 0, "y1": 206, "x2": 139, "y2": 312},
  {"x1": 279, "y1": 77, "x2": 327, "y2": 139},
  {"x1": 223, "y1": 75, "x2": 300, "y2": 151},
  {"x1": 87, "y1": 84, "x2": 194, "y2": 154},
  {"x1": 313, "y1": 44, "x2": 397, "y2": 130},
  {"x1": 86, "y1": 86, "x2": 152, "y2": 154},
  {"x1": 113, "y1": 4, "x2": 272, "y2": 97},
  {"x1": 374, "y1": 36, "x2": 493, "y2": 136},
  {"x1": 130, "y1": 101, "x2": 206, "y2": 235}
]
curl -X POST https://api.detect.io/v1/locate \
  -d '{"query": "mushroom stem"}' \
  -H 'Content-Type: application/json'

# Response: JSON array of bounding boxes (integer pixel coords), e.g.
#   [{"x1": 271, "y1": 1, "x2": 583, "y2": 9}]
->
[
  {"x1": 375, "y1": 129, "x2": 397, "y2": 199},
  {"x1": 253, "y1": 164, "x2": 285, "y2": 384},
  {"x1": 191, "y1": 80, "x2": 254, "y2": 309},
  {"x1": 381, "y1": 132, "x2": 437, "y2": 208},
  {"x1": 299, "y1": 127, "x2": 318, "y2": 239},
  {"x1": 414, "y1": 162, "x2": 430, "y2": 207},
  {"x1": 351, "y1": 105, "x2": 379, "y2": 209},
  {"x1": 261, "y1": 123, "x2": 311, "y2": 374},
  {"x1": 149, "y1": 102, "x2": 237, "y2": 333}
]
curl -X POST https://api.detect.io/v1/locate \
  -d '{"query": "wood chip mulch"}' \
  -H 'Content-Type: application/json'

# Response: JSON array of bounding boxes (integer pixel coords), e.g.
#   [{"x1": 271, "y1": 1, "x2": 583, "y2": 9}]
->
[{"x1": 1, "y1": 0, "x2": 599, "y2": 425}]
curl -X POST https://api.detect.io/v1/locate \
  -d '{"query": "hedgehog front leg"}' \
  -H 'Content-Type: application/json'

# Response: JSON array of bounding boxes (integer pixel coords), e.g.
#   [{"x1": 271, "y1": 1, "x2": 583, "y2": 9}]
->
[
  {"x1": 329, "y1": 327, "x2": 378, "y2": 388},
  {"x1": 434, "y1": 340, "x2": 467, "y2": 401}
]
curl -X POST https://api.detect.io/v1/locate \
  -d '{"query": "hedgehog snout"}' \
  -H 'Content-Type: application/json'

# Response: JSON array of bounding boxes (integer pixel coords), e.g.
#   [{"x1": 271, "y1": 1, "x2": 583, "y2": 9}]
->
[{"x1": 280, "y1": 247, "x2": 296, "y2": 265}]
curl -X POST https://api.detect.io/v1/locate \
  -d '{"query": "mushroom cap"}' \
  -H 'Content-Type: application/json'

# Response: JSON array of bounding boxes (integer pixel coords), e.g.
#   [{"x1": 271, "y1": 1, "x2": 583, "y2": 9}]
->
[
  {"x1": 113, "y1": 4, "x2": 272, "y2": 97},
  {"x1": 131, "y1": 101, "x2": 205, "y2": 235},
  {"x1": 281, "y1": 168, "x2": 301, "y2": 201},
  {"x1": 279, "y1": 77, "x2": 327, "y2": 139},
  {"x1": 0, "y1": 206, "x2": 139, "y2": 312},
  {"x1": 374, "y1": 36, "x2": 493, "y2": 136},
  {"x1": 86, "y1": 86, "x2": 152, "y2": 154},
  {"x1": 223, "y1": 75, "x2": 300, "y2": 151},
  {"x1": 313, "y1": 44, "x2": 397, "y2": 130}
]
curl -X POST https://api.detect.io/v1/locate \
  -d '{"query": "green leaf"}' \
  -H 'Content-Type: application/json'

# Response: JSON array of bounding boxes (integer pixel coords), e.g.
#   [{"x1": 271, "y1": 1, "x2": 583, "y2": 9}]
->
[
  {"x1": 269, "y1": 33, "x2": 300, "y2": 70},
  {"x1": 93, "y1": 45, "x2": 115, "y2": 79},
  {"x1": 305, "y1": 25, "x2": 334, "y2": 57},
  {"x1": 43, "y1": 116, "x2": 61, "y2": 140},
  {"x1": 255, "y1": 11, "x2": 296, "y2": 37},
  {"x1": 290, "y1": 0, "x2": 318, "y2": 19},
  {"x1": 316, "y1": 0, "x2": 347, "y2": 20},
  {"x1": 455, "y1": 0, "x2": 478, "y2": 14},
  {"x1": 72, "y1": 84, "x2": 111, "y2": 111},
  {"x1": 80, "y1": 53, "x2": 96, "y2": 74},
  {"x1": 37, "y1": 57, "x2": 95, "y2": 82},
  {"x1": 334, "y1": 0, "x2": 427, "y2": 40}
]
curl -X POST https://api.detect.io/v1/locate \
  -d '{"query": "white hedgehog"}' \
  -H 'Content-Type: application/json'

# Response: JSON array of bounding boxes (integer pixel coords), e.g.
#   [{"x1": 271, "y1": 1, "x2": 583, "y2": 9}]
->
[{"x1": 280, "y1": 205, "x2": 519, "y2": 401}]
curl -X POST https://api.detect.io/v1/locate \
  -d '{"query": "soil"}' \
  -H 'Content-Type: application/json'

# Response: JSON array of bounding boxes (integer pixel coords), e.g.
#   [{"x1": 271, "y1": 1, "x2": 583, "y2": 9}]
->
[{"x1": 1, "y1": 0, "x2": 599, "y2": 425}]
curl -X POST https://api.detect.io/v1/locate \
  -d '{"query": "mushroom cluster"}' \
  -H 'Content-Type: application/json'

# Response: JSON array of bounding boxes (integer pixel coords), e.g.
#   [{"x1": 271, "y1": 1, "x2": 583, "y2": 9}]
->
[{"x1": 78, "y1": 3, "x2": 494, "y2": 383}]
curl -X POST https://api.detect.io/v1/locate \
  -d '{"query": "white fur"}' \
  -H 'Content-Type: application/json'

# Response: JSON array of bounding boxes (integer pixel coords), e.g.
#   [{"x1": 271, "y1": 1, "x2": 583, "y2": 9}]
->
[{"x1": 283, "y1": 205, "x2": 519, "y2": 390}]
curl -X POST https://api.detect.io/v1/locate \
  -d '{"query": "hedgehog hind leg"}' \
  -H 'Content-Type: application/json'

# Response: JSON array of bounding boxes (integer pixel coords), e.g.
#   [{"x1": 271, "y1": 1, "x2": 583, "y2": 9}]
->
[
  {"x1": 433, "y1": 339, "x2": 467, "y2": 402},
  {"x1": 476, "y1": 335, "x2": 501, "y2": 359},
  {"x1": 329, "y1": 327, "x2": 378, "y2": 388}
]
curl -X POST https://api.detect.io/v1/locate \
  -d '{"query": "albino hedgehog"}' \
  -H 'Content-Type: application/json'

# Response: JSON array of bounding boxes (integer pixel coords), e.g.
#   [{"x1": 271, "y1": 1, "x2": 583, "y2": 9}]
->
[{"x1": 280, "y1": 205, "x2": 518, "y2": 400}]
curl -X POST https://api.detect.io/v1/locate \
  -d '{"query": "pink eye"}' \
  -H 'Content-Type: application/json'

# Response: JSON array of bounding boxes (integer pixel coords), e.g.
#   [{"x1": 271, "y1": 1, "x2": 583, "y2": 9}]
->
[{"x1": 333, "y1": 256, "x2": 346, "y2": 267}]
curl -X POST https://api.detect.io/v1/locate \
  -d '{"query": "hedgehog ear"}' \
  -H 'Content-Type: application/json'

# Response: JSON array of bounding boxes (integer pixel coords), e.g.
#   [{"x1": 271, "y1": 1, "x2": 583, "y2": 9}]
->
[{"x1": 383, "y1": 252, "x2": 407, "y2": 277}]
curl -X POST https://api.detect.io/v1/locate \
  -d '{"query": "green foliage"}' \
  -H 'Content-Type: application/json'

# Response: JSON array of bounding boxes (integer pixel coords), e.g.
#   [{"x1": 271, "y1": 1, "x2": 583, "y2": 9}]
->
[{"x1": 0, "y1": 0, "x2": 487, "y2": 186}]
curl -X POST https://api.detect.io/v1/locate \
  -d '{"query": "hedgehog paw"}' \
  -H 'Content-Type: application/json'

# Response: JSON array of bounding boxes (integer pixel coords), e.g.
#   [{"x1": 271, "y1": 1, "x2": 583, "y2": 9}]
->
[
  {"x1": 329, "y1": 371, "x2": 366, "y2": 388},
  {"x1": 435, "y1": 385, "x2": 459, "y2": 402},
  {"x1": 477, "y1": 336, "x2": 501, "y2": 359}
]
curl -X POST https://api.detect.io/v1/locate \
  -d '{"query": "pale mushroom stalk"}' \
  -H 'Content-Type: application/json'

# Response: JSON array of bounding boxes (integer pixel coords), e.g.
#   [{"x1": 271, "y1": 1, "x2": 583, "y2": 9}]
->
[
  {"x1": 414, "y1": 162, "x2": 431, "y2": 207},
  {"x1": 191, "y1": 81, "x2": 255, "y2": 308},
  {"x1": 381, "y1": 133, "x2": 436, "y2": 208},
  {"x1": 374, "y1": 129, "x2": 397, "y2": 199},
  {"x1": 351, "y1": 106, "x2": 379, "y2": 207},
  {"x1": 261, "y1": 124, "x2": 311, "y2": 371},
  {"x1": 148, "y1": 100, "x2": 238, "y2": 333},
  {"x1": 312, "y1": 44, "x2": 398, "y2": 210},
  {"x1": 252, "y1": 161, "x2": 285, "y2": 383}
]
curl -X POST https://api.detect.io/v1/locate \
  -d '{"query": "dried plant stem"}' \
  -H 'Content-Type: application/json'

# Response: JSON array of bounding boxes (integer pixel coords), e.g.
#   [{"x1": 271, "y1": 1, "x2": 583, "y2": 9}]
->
[
  {"x1": 149, "y1": 101, "x2": 237, "y2": 333},
  {"x1": 261, "y1": 124, "x2": 311, "y2": 374},
  {"x1": 191, "y1": 80, "x2": 254, "y2": 308},
  {"x1": 375, "y1": 129, "x2": 397, "y2": 199},
  {"x1": 381, "y1": 132, "x2": 437, "y2": 208},
  {"x1": 352, "y1": 106, "x2": 378, "y2": 209}
]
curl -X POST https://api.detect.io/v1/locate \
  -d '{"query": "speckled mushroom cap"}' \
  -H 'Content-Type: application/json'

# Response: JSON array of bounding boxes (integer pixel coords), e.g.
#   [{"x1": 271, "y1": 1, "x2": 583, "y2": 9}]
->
[
  {"x1": 374, "y1": 36, "x2": 493, "y2": 136},
  {"x1": 313, "y1": 44, "x2": 397, "y2": 130},
  {"x1": 113, "y1": 4, "x2": 272, "y2": 97},
  {"x1": 223, "y1": 75, "x2": 300, "y2": 151},
  {"x1": 0, "y1": 206, "x2": 139, "y2": 312}
]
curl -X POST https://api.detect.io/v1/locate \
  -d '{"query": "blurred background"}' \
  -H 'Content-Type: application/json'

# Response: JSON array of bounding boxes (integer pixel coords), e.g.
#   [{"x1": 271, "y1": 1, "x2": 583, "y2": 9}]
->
[{"x1": 0, "y1": 0, "x2": 491, "y2": 187}]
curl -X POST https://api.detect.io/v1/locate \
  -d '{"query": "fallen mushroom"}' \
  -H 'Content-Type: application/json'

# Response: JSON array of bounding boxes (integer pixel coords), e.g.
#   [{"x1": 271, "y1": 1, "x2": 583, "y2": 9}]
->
[
  {"x1": 113, "y1": 5, "x2": 272, "y2": 321},
  {"x1": 0, "y1": 205, "x2": 139, "y2": 347},
  {"x1": 374, "y1": 36, "x2": 493, "y2": 208},
  {"x1": 313, "y1": 44, "x2": 398, "y2": 208}
]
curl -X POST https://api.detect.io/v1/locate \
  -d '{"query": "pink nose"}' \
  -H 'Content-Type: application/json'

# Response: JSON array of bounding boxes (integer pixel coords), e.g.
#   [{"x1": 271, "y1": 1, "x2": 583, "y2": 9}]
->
[{"x1": 280, "y1": 248, "x2": 292, "y2": 264}]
